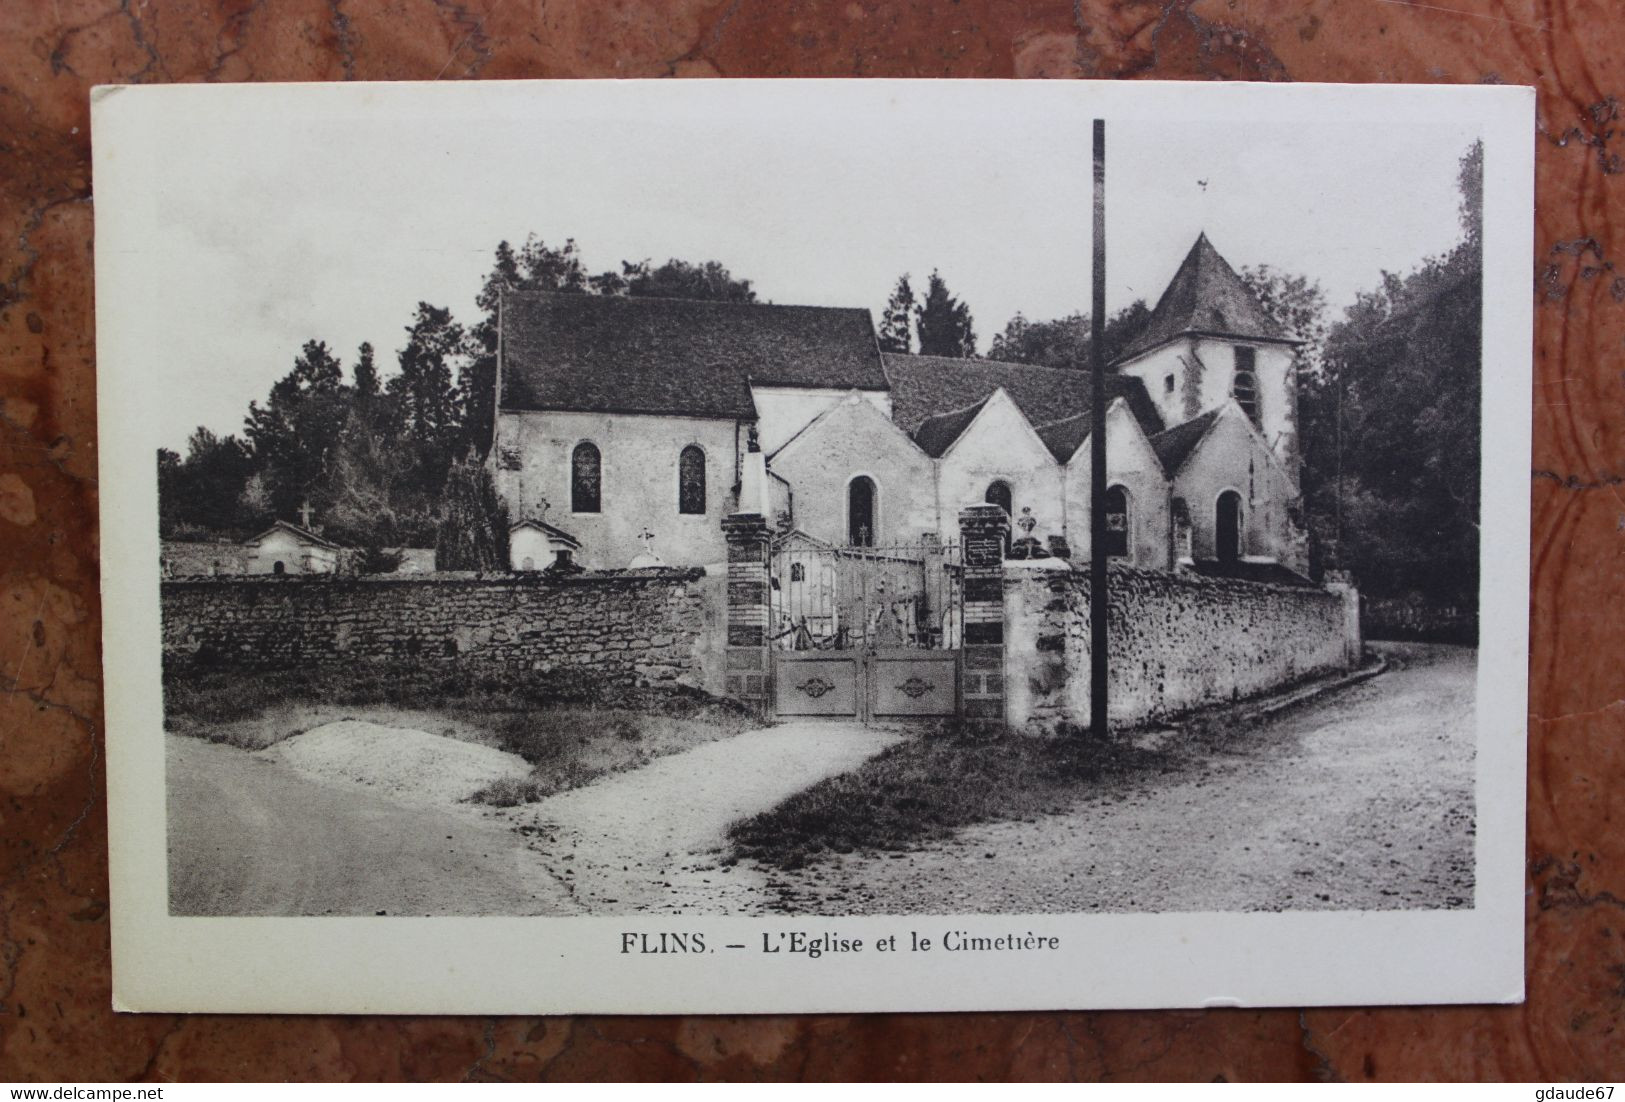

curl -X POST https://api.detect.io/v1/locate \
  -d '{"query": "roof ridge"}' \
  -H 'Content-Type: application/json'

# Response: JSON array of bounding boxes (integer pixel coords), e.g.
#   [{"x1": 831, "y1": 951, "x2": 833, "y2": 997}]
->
[
  {"x1": 248, "y1": 519, "x2": 341, "y2": 549},
  {"x1": 1150, "y1": 406, "x2": 1222, "y2": 440},
  {"x1": 502, "y1": 289, "x2": 866, "y2": 314},
  {"x1": 1033, "y1": 398, "x2": 1125, "y2": 432},
  {"x1": 884, "y1": 351, "x2": 1089, "y2": 376},
  {"x1": 915, "y1": 391, "x2": 996, "y2": 427}
]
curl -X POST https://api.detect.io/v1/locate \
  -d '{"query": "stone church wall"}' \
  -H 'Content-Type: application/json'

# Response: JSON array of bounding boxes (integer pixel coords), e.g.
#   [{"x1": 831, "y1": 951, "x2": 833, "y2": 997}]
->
[
  {"x1": 161, "y1": 569, "x2": 725, "y2": 695},
  {"x1": 934, "y1": 393, "x2": 1064, "y2": 545},
  {"x1": 1171, "y1": 407, "x2": 1302, "y2": 568},
  {"x1": 1003, "y1": 560, "x2": 1356, "y2": 731},
  {"x1": 1059, "y1": 401, "x2": 1172, "y2": 569},
  {"x1": 767, "y1": 393, "x2": 938, "y2": 545},
  {"x1": 491, "y1": 409, "x2": 742, "y2": 570}
]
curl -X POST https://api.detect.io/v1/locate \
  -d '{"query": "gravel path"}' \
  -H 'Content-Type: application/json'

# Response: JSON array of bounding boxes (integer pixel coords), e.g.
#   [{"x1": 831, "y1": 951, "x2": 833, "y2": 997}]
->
[
  {"x1": 761, "y1": 643, "x2": 1477, "y2": 915},
  {"x1": 506, "y1": 723, "x2": 904, "y2": 913}
]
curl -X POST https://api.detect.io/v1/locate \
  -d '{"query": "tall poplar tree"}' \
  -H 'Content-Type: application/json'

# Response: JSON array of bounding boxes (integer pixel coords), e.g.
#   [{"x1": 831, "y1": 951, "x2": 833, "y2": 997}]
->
[
  {"x1": 913, "y1": 270, "x2": 977, "y2": 357},
  {"x1": 389, "y1": 303, "x2": 466, "y2": 494},
  {"x1": 878, "y1": 274, "x2": 915, "y2": 353}
]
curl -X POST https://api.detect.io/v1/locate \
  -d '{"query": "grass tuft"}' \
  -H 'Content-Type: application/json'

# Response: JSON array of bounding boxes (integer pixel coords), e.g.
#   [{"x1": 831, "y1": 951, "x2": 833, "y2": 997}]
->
[{"x1": 727, "y1": 719, "x2": 1164, "y2": 870}]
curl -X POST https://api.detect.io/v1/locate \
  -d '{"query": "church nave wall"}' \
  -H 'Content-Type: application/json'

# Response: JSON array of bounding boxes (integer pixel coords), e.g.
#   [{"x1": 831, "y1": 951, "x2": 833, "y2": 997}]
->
[{"x1": 493, "y1": 410, "x2": 742, "y2": 569}]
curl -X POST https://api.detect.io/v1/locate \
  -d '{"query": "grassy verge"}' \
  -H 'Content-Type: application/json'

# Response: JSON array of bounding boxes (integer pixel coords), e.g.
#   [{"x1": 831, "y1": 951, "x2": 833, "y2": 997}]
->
[
  {"x1": 466, "y1": 703, "x2": 752, "y2": 805},
  {"x1": 727, "y1": 721, "x2": 1168, "y2": 870},
  {"x1": 164, "y1": 663, "x2": 753, "y2": 805}
]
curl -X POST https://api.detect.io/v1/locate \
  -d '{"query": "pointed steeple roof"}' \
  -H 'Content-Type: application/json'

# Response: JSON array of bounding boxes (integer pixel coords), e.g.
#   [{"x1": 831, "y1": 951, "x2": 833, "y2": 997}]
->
[{"x1": 1113, "y1": 233, "x2": 1297, "y2": 363}]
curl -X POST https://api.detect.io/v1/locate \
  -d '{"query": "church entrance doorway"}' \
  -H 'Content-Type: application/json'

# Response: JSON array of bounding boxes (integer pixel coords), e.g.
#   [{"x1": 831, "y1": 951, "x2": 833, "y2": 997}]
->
[
  {"x1": 768, "y1": 539, "x2": 962, "y2": 723},
  {"x1": 1216, "y1": 490, "x2": 1243, "y2": 564}
]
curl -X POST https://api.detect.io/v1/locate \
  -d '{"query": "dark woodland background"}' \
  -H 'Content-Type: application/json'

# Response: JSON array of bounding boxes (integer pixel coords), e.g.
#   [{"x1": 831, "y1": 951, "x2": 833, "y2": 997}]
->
[{"x1": 157, "y1": 142, "x2": 1483, "y2": 612}]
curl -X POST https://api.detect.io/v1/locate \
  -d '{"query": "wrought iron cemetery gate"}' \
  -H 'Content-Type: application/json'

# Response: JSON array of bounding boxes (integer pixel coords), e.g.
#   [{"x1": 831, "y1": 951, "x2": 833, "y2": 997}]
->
[{"x1": 768, "y1": 539, "x2": 963, "y2": 722}]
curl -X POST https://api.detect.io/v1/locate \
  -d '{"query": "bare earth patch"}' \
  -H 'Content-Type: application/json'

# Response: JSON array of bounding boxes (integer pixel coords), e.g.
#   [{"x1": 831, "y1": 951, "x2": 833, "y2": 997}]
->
[{"x1": 263, "y1": 721, "x2": 533, "y2": 808}]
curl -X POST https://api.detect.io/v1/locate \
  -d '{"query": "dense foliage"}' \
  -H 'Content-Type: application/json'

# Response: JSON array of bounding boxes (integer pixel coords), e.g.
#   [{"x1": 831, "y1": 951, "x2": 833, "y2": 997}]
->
[
  {"x1": 986, "y1": 301, "x2": 1151, "y2": 369},
  {"x1": 877, "y1": 274, "x2": 915, "y2": 353},
  {"x1": 913, "y1": 270, "x2": 978, "y2": 357},
  {"x1": 1247, "y1": 140, "x2": 1483, "y2": 607}
]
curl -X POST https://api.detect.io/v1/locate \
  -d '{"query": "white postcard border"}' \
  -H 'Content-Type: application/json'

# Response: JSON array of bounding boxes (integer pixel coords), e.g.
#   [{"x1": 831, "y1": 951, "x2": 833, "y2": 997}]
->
[{"x1": 95, "y1": 78, "x2": 1533, "y2": 1014}]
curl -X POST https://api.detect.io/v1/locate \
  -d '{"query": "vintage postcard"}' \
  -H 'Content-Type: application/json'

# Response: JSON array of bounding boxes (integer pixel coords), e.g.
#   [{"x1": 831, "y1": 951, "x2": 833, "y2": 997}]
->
[{"x1": 94, "y1": 79, "x2": 1533, "y2": 1013}]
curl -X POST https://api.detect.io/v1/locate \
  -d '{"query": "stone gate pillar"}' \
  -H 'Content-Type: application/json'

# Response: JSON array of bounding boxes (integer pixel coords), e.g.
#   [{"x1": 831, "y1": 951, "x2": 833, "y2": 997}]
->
[
  {"x1": 959, "y1": 504, "x2": 1011, "y2": 725},
  {"x1": 722, "y1": 512, "x2": 772, "y2": 716},
  {"x1": 1323, "y1": 569, "x2": 1363, "y2": 669}
]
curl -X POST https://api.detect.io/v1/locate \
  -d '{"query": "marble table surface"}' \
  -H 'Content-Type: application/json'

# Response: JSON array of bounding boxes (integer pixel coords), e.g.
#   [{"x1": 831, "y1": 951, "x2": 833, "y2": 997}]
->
[{"x1": 2, "y1": 0, "x2": 1620, "y2": 1082}]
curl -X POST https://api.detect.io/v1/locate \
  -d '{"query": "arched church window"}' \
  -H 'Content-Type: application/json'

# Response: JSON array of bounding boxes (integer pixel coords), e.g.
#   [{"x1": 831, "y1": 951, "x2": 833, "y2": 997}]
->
[
  {"x1": 678, "y1": 445, "x2": 706, "y2": 515},
  {"x1": 848, "y1": 476, "x2": 876, "y2": 547},
  {"x1": 1233, "y1": 347, "x2": 1260, "y2": 427},
  {"x1": 984, "y1": 481, "x2": 1014, "y2": 556},
  {"x1": 984, "y1": 480, "x2": 1013, "y2": 519},
  {"x1": 1104, "y1": 485, "x2": 1130, "y2": 558},
  {"x1": 790, "y1": 563, "x2": 805, "y2": 582},
  {"x1": 272, "y1": 560, "x2": 286, "y2": 575},
  {"x1": 1216, "y1": 490, "x2": 1243, "y2": 564},
  {"x1": 571, "y1": 442, "x2": 601, "y2": 513}
]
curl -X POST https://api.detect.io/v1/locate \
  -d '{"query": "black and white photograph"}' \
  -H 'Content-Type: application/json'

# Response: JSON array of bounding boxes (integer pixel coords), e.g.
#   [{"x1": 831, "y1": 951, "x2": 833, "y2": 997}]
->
[{"x1": 95, "y1": 79, "x2": 1532, "y2": 1014}]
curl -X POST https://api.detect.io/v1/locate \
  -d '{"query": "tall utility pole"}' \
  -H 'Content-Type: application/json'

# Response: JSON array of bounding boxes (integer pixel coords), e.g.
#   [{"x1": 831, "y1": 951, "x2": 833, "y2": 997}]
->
[{"x1": 1089, "y1": 118, "x2": 1110, "y2": 737}]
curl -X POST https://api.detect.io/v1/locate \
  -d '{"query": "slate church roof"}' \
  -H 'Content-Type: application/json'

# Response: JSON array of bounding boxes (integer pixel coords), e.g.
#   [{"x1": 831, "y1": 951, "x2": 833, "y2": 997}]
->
[
  {"x1": 1113, "y1": 233, "x2": 1297, "y2": 364},
  {"x1": 882, "y1": 353, "x2": 1164, "y2": 441},
  {"x1": 498, "y1": 292, "x2": 887, "y2": 420}
]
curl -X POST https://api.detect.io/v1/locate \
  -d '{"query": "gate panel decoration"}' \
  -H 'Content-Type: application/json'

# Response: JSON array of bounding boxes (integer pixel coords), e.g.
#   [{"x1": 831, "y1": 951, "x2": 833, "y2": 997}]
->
[{"x1": 769, "y1": 538, "x2": 963, "y2": 721}]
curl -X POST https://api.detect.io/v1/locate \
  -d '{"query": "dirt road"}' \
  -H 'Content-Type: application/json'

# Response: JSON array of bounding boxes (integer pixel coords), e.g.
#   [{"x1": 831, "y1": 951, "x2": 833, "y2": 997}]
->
[
  {"x1": 167, "y1": 735, "x2": 576, "y2": 916},
  {"x1": 167, "y1": 721, "x2": 900, "y2": 917},
  {"x1": 763, "y1": 643, "x2": 1477, "y2": 915},
  {"x1": 168, "y1": 646, "x2": 1471, "y2": 917}
]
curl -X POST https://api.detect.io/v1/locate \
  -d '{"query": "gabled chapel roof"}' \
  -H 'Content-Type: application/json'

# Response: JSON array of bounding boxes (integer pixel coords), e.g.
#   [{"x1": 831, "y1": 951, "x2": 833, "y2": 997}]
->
[
  {"x1": 1113, "y1": 233, "x2": 1296, "y2": 364},
  {"x1": 242, "y1": 520, "x2": 341, "y2": 550},
  {"x1": 1031, "y1": 399, "x2": 1158, "y2": 465},
  {"x1": 510, "y1": 517, "x2": 581, "y2": 549},
  {"x1": 882, "y1": 353, "x2": 1164, "y2": 442},
  {"x1": 1148, "y1": 408, "x2": 1222, "y2": 474},
  {"x1": 498, "y1": 292, "x2": 887, "y2": 420},
  {"x1": 911, "y1": 395, "x2": 993, "y2": 458}
]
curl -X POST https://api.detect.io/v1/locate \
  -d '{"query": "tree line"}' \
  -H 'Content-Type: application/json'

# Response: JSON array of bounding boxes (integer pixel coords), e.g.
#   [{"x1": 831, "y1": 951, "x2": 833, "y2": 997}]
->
[
  {"x1": 877, "y1": 269, "x2": 1152, "y2": 366},
  {"x1": 161, "y1": 142, "x2": 1482, "y2": 609},
  {"x1": 158, "y1": 241, "x2": 758, "y2": 568}
]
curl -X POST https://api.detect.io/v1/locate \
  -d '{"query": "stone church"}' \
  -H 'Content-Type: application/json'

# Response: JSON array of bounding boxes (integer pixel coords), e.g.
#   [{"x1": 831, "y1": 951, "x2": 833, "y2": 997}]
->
[{"x1": 489, "y1": 233, "x2": 1309, "y2": 579}]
